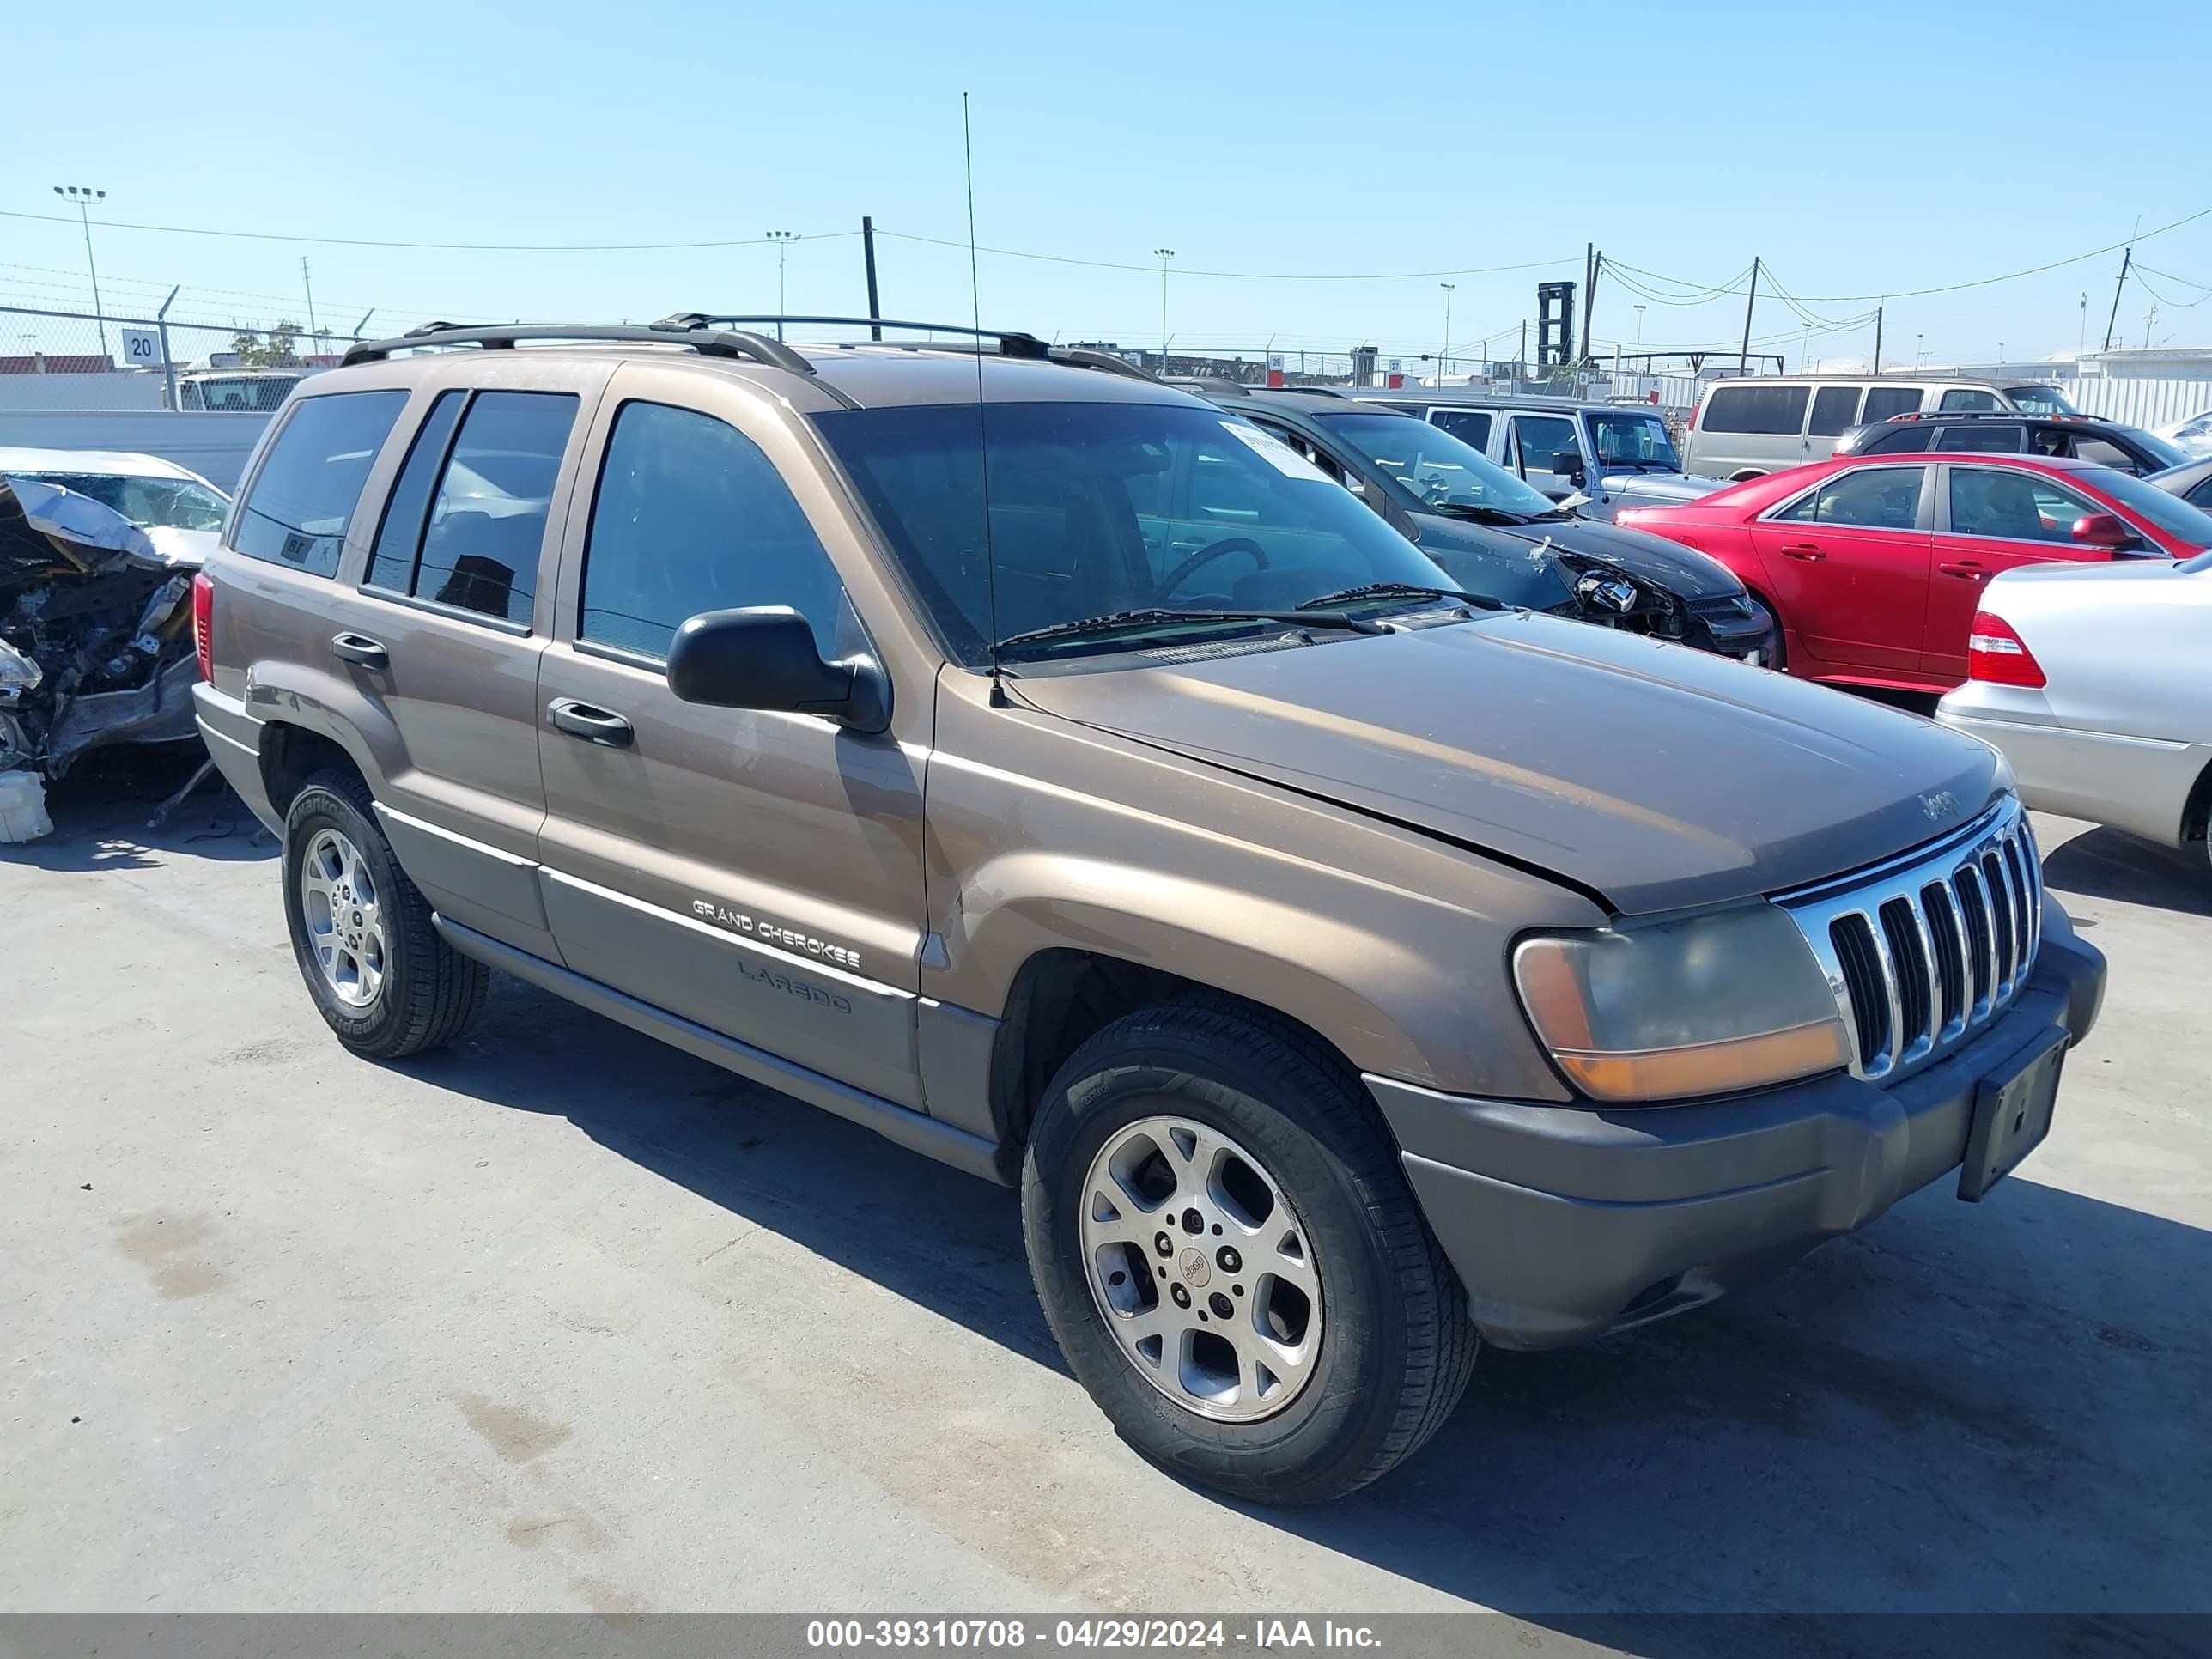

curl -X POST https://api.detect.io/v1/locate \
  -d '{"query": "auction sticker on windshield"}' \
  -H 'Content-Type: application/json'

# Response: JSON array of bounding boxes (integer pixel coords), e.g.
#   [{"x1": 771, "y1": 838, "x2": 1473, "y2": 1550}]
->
[{"x1": 1221, "y1": 419, "x2": 1331, "y2": 482}]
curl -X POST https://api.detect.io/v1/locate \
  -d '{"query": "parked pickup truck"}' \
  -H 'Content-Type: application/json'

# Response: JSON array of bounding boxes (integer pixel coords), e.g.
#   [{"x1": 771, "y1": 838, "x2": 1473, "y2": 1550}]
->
[
  {"x1": 192, "y1": 318, "x2": 2106, "y2": 1505},
  {"x1": 1352, "y1": 389, "x2": 1729, "y2": 521}
]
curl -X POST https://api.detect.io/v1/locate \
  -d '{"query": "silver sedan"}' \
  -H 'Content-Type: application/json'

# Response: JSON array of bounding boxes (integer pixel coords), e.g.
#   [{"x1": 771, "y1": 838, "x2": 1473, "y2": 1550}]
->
[{"x1": 1938, "y1": 550, "x2": 2212, "y2": 884}]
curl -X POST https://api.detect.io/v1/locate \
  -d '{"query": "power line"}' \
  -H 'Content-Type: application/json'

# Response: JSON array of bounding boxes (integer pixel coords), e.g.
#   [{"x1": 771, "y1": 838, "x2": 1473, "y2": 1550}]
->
[
  {"x1": 873, "y1": 229, "x2": 1580, "y2": 282},
  {"x1": 0, "y1": 206, "x2": 861, "y2": 253}
]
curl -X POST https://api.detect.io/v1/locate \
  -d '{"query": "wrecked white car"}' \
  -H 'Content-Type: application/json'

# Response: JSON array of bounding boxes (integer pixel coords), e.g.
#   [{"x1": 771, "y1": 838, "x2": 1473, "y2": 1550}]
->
[{"x1": 0, "y1": 449, "x2": 228, "y2": 778}]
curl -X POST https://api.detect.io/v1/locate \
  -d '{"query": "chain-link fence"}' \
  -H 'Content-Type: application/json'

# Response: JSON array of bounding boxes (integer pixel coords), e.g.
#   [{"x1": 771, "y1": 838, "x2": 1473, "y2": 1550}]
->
[{"x1": 0, "y1": 304, "x2": 363, "y2": 412}]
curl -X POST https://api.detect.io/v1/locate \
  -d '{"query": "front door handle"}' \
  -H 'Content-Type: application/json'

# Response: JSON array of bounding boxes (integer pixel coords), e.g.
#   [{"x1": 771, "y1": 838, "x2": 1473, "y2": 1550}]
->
[
  {"x1": 1779, "y1": 543, "x2": 1826, "y2": 562},
  {"x1": 330, "y1": 632, "x2": 388, "y2": 670},
  {"x1": 1938, "y1": 561, "x2": 1990, "y2": 581},
  {"x1": 547, "y1": 698, "x2": 635, "y2": 747}
]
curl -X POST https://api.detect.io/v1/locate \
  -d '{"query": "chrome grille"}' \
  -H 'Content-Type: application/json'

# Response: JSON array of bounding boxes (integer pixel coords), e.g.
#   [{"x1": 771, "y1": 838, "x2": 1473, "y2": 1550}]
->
[{"x1": 1776, "y1": 796, "x2": 2041, "y2": 1082}]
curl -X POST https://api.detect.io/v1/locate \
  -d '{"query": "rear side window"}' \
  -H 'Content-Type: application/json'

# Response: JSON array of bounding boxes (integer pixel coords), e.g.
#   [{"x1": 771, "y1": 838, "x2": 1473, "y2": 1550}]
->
[
  {"x1": 1772, "y1": 465, "x2": 1925, "y2": 531},
  {"x1": 1428, "y1": 409, "x2": 1492, "y2": 449},
  {"x1": 1808, "y1": 386, "x2": 1863, "y2": 437},
  {"x1": 1861, "y1": 386, "x2": 1923, "y2": 422},
  {"x1": 1862, "y1": 426, "x2": 1934, "y2": 454},
  {"x1": 580, "y1": 401, "x2": 847, "y2": 661},
  {"x1": 1935, "y1": 423, "x2": 2023, "y2": 453},
  {"x1": 388, "y1": 391, "x2": 576, "y2": 625},
  {"x1": 230, "y1": 391, "x2": 408, "y2": 576},
  {"x1": 1940, "y1": 388, "x2": 2004, "y2": 412},
  {"x1": 1701, "y1": 384, "x2": 1810, "y2": 434},
  {"x1": 365, "y1": 391, "x2": 465, "y2": 592}
]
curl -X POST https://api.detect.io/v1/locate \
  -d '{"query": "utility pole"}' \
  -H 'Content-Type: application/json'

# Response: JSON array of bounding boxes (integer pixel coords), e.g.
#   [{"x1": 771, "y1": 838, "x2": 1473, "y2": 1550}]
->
[
  {"x1": 301, "y1": 257, "x2": 320, "y2": 354},
  {"x1": 1872, "y1": 305, "x2": 1883, "y2": 375},
  {"x1": 52, "y1": 185, "x2": 109, "y2": 361},
  {"x1": 1438, "y1": 282, "x2": 1454, "y2": 382},
  {"x1": 2103, "y1": 247, "x2": 2131, "y2": 353},
  {"x1": 766, "y1": 231, "x2": 799, "y2": 337},
  {"x1": 1738, "y1": 256, "x2": 1760, "y2": 377},
  {"x1": 1632, "y1": 303, "x2": 1645, "y2": 353},
  {"x1": 861, "y1": 216, "x2": 883, "y2": 340},
  {"x1": 1154, "y1": 248, "x2": 1175, "y2": 375},
  {"x1": 1518, "y1": 319, "x2": 1527, "y2": 379},
  {"x1": 1577, "y1": 244, "x2": 1600, "y2": 366}
]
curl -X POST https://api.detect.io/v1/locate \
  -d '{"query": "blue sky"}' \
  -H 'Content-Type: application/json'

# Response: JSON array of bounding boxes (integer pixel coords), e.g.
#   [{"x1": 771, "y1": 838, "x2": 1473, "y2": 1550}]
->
[{"x1": 8, "y1": 0, "x2": 2210, "y2": 368}]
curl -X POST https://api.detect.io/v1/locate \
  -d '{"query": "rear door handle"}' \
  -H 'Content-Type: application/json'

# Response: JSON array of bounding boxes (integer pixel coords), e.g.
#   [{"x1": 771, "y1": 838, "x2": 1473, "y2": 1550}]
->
[
  {"x1": 330, "y1": 632, "x2": 388, "y2": 670},
  {"x1": 547, "y1": 697, "x2": 635, "y2": 747},
  {"x1": 1938, "y1": 561, "x2": 1990, "y2": 581},
  {"x1": 1779, "y1": 544, "x2": 1825, "y2": 562}
]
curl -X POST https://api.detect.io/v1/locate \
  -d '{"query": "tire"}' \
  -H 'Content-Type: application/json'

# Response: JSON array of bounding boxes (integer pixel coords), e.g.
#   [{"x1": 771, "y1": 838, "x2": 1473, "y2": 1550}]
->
[
  {"x1": 1747, "y1": 588, "x2": 1788, "y2": 672},
  {"x1": 281, "y1": 769, "x2": 488, "y2": 1060},
  {"x1": 1021, "y1": 1001, "x2": 1477, "y2": 1505}
]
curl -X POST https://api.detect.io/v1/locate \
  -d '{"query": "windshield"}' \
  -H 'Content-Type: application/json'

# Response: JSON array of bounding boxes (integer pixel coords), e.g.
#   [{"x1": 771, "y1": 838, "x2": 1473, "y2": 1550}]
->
[
  {"x1": 2087, "y1": 466, "x2": 2212, "y2": 547},
  {"x1": 2005, "y1": 384, "x2": 2077, "y2": 416},
  {"x1": 2112, "y1": 425, "x2": 2191, "y2": 471},
  {"x1": 813, "y1": 401, "x2": 1471, "y2": 665},
  {"x1": 1312, "y1": 411, "x2": 1558, "y2": 517},
  {"x1": 4, "y1": 471, "x2": 229, "y2": 532},
  {"x1": 1583, "y1": 410, "x2": 1684, "y2": 471}
]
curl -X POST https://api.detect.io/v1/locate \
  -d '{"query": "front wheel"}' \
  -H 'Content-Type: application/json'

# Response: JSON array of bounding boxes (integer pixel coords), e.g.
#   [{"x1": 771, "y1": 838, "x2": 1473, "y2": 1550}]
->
[{"x1": 1021, "y1": 1003, "x2": 1477, "y2": 1505}]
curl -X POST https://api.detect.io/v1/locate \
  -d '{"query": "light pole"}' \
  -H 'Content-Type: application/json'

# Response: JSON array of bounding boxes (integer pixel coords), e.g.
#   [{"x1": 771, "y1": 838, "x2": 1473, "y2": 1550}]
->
[
  {"x1": 1633, "y1": 303, "x2": 1645, "y2": 354},
  {"x1": 765, "y1": 231, "x2": 799, "y2": 337},
  {"x1": 1438, "y1": 282, "x2": 1455, "y2": 382},
  {"x1": 53, "y1": 185, "x2": 109, "y2": 362},
  {"x1": 1154, "y1": 249, "x2": 1175, "y2": 375}
]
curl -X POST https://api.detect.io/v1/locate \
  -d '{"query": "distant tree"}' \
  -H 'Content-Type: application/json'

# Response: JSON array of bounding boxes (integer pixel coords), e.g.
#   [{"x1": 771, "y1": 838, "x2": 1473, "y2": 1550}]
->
[{"x1": 231, "y1": 320, "x2": 301, "y2": 368}]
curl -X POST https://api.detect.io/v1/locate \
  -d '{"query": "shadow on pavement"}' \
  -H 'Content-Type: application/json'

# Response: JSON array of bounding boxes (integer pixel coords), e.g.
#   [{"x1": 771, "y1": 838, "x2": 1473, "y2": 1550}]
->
[
  {"x1": 403, "y1": 969, "x2": 2212, "y2": 1622},
  {"x1": 0, "y1": 747, "x2": 272, "y2": 872},
  {"x1": 2041, "y1": 823, "x2": 2210, "y2": 918}
]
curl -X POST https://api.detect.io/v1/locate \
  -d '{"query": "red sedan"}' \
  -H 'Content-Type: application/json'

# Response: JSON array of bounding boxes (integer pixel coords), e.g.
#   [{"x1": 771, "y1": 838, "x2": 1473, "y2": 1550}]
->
[{"x1": 1618, "y1": 453, "x2": 2211, "y2": 691}]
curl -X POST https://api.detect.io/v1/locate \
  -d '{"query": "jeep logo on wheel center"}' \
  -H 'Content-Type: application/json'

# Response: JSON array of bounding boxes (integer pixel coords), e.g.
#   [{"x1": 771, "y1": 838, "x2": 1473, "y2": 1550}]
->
[{"x1": 1177, "y1": 1247, "x2": 1212, "y2": 1289}]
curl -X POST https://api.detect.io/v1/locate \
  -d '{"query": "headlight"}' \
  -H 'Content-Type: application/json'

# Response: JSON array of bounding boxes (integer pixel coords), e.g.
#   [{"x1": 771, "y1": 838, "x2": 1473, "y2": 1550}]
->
[{"x1": 1512, "y1": 905, "x2": 1850, "y2": 1103}]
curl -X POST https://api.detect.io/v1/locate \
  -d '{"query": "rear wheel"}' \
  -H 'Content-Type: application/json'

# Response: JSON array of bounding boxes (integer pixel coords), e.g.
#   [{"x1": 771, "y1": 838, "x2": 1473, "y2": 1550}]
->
[
  {"x1": 282, "y1": 769, "x2": 487, "y2": 1059},
  {"x1": 1022, "y1": 1002, "x2": 1477, "y2": 1505}
]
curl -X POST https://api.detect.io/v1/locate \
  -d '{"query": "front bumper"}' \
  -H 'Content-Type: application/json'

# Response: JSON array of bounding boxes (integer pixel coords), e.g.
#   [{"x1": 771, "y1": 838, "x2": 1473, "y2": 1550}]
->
[{"x1": 1368, "y1": 904, "x2": 2106, "y2": 1351}]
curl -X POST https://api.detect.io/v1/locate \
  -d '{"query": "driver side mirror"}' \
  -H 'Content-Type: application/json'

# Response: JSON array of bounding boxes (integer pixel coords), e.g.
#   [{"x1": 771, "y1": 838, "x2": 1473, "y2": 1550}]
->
[
  {"x1": 1550, "y1": 448, "x2": 1588, "y2": 483},
  {"x1": 2070, "y1": 512, "x2": 2140, "y2": 552},
  {"x1": 666, "y1": 606, "x2": 890, "y2": 733}
]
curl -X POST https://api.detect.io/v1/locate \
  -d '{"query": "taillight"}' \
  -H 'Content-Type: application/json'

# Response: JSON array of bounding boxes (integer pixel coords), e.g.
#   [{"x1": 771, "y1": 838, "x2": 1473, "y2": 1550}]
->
[
  {"x1": 191, "y1": 571, "x2": 215, "y2": 681},
  {"x1": 1967, "y1": 609, "x2": 2045, "y2": 687}
]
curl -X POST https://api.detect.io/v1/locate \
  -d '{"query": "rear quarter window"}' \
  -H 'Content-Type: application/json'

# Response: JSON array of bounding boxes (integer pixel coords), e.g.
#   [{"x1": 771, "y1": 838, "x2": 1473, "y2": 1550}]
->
[
  {"x1": 1701, "y1": 384, "x2": 1810, "y2": 435},
  {"x1": 230, "y1": 390, "x2": 409, "y2": 577}
]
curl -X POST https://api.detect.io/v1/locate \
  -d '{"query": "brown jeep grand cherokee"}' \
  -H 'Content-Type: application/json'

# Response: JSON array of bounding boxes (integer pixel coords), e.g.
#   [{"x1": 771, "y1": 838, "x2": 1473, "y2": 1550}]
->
[{"x1": 191, "y1": 319, "x2": 2105, "y2": 1504}]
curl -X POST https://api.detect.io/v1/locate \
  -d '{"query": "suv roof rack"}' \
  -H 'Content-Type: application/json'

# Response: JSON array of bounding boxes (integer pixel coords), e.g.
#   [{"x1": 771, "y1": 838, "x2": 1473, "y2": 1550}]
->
[
  {"x1": 341, "y1": 320, "x2": 816, "y2": 375},
  {"x1": 658, "y1": 315, "x2": 1163, "y2": 384},
  {"x1": 1887, "y1": 409, "x2": 2093, "y2": 425}
]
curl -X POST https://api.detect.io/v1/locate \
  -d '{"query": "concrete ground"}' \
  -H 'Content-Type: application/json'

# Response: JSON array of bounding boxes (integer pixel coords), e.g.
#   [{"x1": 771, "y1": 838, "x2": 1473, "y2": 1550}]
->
[{"x1": 2, "y1": 752, "x2": 2207, "y2": 1626}]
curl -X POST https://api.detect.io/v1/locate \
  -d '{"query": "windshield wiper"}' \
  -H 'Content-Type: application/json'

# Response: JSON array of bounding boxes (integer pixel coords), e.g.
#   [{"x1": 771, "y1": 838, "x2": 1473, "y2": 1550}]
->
[
  {"x1": 1424, "y1": 501, "x2": 1540, "y2": 525},
  {"x1": 994, "y1": 606, "x2": 1382, "y2": 658},
  {"x1": 1295, "y1": 582, "x2": 1504, "y2": 614}
]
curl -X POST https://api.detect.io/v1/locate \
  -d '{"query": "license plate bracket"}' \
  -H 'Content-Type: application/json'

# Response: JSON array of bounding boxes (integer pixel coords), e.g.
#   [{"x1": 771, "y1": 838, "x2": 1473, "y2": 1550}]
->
[{"x1": 1958, "y1": 1026, "x2": 2067, "y2": 1202}]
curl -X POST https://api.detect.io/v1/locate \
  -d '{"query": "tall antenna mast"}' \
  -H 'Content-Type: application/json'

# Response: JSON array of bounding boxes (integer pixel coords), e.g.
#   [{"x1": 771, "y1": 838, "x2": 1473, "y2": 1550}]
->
[{"x1": 964, "y1": 91, "x2": 1006, "y2": 701}]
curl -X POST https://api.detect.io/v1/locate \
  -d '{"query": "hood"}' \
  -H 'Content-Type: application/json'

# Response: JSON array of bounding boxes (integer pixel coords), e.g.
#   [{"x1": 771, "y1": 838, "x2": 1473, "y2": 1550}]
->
[
  {"x1": 1017, "y1": 612, "x2": 2004, "y2": 915},
  {"x1": 1404, "y1": 514, "x2": 1578, "y2": 611},
  {"x1": 1483, "y1": 513, "x2": 1746, "y2": 599},
  {"x1": 0, "y1": 477, "x2": 198, "y2": 577},
  {"x1": 1602, "y1": 471, "x2": 1732, "y2": 508}
]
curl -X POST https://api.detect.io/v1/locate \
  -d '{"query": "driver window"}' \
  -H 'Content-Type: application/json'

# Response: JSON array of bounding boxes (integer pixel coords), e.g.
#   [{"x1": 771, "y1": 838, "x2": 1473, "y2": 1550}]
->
[{"x1": 1511, "y1": 415, "x2": 1579, "y2": 478}]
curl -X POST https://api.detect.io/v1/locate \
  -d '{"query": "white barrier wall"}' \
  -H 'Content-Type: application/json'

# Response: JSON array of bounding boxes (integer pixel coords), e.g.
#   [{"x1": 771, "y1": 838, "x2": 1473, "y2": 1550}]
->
[{"x1": 0, "y1": 410, "x2": 272, "y2": 490}]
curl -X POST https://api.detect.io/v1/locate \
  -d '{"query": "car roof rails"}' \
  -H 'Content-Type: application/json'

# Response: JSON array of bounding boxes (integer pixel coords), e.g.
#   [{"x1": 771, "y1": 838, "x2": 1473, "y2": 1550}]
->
[
  {"x1": 341, "y1": 320, "x2": 817, "y2": 375},
  {"x1": 1887, "y1": 408, "x2": 2092, "y2": 424},
  {"x1": 657, "y1": 314, "x2": 1162, "y2": 383}
]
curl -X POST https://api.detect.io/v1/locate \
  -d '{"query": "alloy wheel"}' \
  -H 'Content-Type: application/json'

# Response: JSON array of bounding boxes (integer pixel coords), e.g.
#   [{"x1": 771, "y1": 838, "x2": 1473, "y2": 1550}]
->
[
  {"x1": 1078, "y1": 1115, "x2": 1323, "y2": 1423},
  {"x1": 299, "y1": 828, "x2": 386, "y2": 1009}
]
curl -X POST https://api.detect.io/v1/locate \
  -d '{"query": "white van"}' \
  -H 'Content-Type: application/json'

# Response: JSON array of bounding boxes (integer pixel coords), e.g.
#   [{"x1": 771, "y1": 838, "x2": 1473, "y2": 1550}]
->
[{"x1": 1682, "y1": 376, "x2": 2076, "y2": 480}]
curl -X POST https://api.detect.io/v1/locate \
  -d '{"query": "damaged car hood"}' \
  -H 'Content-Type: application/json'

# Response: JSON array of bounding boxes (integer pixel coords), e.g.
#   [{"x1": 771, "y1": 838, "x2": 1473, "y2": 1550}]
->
[
  {"x1": 0, "y1": 477, "x2": 206, "y2": 575},
  {"x1": 1015, "y1": 612, "x2": 2003, "y2": 915},
  {"x1": 1468, "y1": 514, "x2": 1744, "y2": 599}
]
